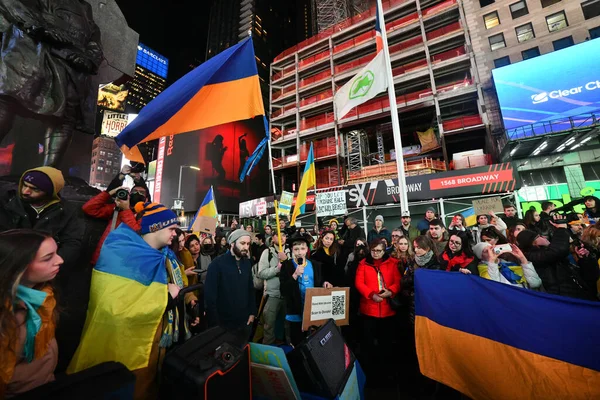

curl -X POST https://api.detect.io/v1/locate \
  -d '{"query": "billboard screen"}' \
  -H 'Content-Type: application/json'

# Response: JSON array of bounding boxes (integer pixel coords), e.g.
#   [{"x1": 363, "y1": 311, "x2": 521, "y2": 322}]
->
[
  {"x1": 136, "y1": 43, "x2": 169, "y2": 79},
  {"x1": 97, "y1": 83, "x2": 128, "y2": 111},
  {"x1": 100, "y1": 111, "x2": 129, "y2": 138},
  {"x1": 157, "y1": 118, "x2": 269, "y2": 212},
  {"x1": 492, "y1": 39, "x2": 600, "y2": 135}
]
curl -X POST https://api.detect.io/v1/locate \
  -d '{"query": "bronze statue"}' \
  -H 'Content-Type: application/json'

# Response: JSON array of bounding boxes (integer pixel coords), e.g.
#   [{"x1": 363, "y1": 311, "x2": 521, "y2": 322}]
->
[{"x1": 0, "y1": 0, "x2": 103, "y2": 167}]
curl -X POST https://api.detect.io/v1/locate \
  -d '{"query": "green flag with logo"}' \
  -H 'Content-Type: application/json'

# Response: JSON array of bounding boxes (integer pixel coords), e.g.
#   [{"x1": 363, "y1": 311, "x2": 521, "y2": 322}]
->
[{"x1": 334, "y1": 51, "x2": 388, "y2": 120}]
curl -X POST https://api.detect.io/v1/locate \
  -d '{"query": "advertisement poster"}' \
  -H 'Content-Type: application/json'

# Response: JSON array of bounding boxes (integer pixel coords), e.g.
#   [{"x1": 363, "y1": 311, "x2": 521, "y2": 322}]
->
[
  {"x1": 158, "y1": 118, "x2": 269, "y2": 212},
  {"x1": 100, "y1": 111, "x2": 130, "y2": 138},
  {"x1": 97, "y1": 83, "x2": 129, "y2": 111},
  {"x1": 492, "y1": 39, "x2": 600, "y2": 134}
]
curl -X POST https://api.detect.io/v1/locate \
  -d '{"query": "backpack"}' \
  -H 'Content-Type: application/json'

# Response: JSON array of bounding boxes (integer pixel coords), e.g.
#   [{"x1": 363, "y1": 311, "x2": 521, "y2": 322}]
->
[{"x1": 252, "y1": 249, "x2": 273, "y2": 290}]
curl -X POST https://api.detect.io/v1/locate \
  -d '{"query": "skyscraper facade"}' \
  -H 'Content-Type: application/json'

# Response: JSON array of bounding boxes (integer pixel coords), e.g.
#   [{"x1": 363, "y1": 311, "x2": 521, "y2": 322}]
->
[{"x1": 126, "y1": 44, "x2": 169, "y2": 111}]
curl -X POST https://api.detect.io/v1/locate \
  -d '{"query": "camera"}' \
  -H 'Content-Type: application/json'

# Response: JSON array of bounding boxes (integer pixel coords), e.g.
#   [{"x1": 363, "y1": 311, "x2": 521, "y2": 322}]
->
[
  {"x1": 493, "y1": 244, "x2": 511, "y2": 255},
  {"x1": 115, "y1": 188, "x2": 129, "y2": 200}
]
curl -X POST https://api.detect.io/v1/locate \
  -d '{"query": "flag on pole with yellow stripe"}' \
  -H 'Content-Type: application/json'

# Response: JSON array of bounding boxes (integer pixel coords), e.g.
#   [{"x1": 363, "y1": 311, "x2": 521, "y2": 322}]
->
[{"x1": 291, "y1": 143, "x2": 316, "y2": 226}]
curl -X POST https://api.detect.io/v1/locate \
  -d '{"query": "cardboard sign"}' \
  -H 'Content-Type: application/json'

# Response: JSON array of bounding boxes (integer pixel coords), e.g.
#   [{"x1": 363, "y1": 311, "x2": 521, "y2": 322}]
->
[
  {"x1": 316, "y1": 190, "x2": 347, "y2": 217},
  {"x1": 302, "y1": 287, "x2": 350, "y2": 332},
  {"x1": 472, "y1": 196, "x2": 504, "y2": 217},
  {"x1": 251, "y1": 363, "x2": 298, "y2": 400},
  {"x1": 249, "y1": 343, "x2": 300, "y2": 399},
  {"x1": 191, "y1": 216, "x2": 217, "y2": 236}
]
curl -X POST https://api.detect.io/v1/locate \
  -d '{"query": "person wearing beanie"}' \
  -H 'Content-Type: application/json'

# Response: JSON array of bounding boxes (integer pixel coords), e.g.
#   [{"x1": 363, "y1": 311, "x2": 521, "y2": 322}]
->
[
  {"x1": 204, "y1": 228, "x2": 257, "y2": 335},
  {"x1": 473, "y1": 242, "x2": 542, "y2": 289},
  {"x1": 82, "y1": 165, "x2": 151, "y2": 265},
  {"x1": 517, "y1": 226, "x2": 598, "y2": 301},
  {"x1": 367, "y1": 214, "x2": 391, "y2": 245},
  {"x1": 68, "y1": 202, "x2": 196, "y2": 400},
  {"x1": 417, "y1": 206, "x2": 437, "y2": 234}
]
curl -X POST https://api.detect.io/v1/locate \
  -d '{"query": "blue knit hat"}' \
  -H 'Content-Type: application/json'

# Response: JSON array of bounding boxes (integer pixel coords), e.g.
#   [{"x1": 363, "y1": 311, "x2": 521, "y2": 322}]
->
[{"x1": 134, "y1": 202, "x2": 179, "y2": 234}]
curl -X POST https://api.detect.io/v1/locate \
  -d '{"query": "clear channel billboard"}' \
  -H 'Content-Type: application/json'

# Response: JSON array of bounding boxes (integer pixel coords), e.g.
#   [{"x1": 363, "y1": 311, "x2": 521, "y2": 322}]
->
[{"x1": 492, "y1": 39, "x2": 600, "y2": 136}]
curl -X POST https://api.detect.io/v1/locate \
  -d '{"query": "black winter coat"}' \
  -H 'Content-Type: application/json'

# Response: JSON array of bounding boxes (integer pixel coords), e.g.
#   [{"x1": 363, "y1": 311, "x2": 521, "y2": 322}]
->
[
  {"x1": 279, "y1": 259, "x2": 324, "y2": 317},
  {"x1": 524, "y1": 229, "x2": 597, "y2": 301},
  {"x1": 310, "y1": 247, "x2": 345, "y2": 287},
  {"x1": 0, "y1": 191, "x2": 84, "y2": 272}
]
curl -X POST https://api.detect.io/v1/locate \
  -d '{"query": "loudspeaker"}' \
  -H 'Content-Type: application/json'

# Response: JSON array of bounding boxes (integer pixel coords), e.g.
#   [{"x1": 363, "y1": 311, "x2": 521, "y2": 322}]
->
[
  {"x1": 161, "y1": 327, "x2": 251, "y2": 399},
  {"x1": 287, "y1": 319, "x2": 355, "y2": 398}
]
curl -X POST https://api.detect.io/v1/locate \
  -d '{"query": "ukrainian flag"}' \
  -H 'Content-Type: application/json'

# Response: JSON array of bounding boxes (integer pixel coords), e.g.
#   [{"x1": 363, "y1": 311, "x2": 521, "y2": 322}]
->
[
  {"x1": 461, "y1": 207, "x2": 477, "y2": 227},
  {"x1": 67, "y1": 225, "x2": 168, "y2": 373},
  {"x1": 415, "y1": 269, "x2": 600, "y2": 400},
  {"x1": 115, "y1": 37, "x2": 265, "y2": 153},
  {"x1": 189, "y1": 187, "x2": 218, "y2": 231},
  {"x1": 291, "y1": 142, "x2": 316, "y2": 226}
]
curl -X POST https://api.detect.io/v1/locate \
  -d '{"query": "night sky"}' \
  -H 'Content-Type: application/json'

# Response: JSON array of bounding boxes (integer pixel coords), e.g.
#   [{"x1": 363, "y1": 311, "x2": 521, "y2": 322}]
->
[{"x1": 115, "y1": 0, "x2": 212, "y2": 84}]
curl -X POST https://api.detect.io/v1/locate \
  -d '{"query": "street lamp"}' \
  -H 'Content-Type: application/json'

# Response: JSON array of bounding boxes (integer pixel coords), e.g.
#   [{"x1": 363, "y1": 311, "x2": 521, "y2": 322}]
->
[{"x1": 177, "y1": 165, "x2": 200, "y2": 208}]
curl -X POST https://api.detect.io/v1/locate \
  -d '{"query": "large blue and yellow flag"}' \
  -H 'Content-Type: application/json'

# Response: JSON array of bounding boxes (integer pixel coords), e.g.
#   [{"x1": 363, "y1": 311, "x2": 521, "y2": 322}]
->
[
  {"x1": 115, "y1": 37, "x2": 265, "y2": 153},
  {"x1": 67, "y1": 225, "x2": 168, "y2": 373},
  {"x1": 189, "y1": 186, "x2": 218, "y2": 231},
  {"x1": 415, "y1": 269, "x2": 600, "y2": 400},
  {"x1": 290, "y1": 142, "x2": 316, "y2": 226}
]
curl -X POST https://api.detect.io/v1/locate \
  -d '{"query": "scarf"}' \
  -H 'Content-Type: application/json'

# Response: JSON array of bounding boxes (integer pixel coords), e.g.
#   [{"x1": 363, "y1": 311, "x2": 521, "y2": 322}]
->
[
  {"x1": 1, "y1": 285, "x2": 56, "y2": 394},
  {"x1": 442, "y1": 251, "x2": 474, "y2": 272},
  {"x1": 497, "y1": 261, "x2": 527, "y2": 285},
  {"x1": 160, "y1": 248, "x2": 191, "y2": 348},
  {"x1": 415, "y1": 250, "x2": 434, "y2": 267}
]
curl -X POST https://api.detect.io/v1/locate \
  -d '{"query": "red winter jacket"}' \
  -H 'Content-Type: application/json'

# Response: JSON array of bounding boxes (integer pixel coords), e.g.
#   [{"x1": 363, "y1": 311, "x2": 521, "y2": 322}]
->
[
  {"x1": 82, "y1": 191, "x2": 141, "y2": 264},
  {"x1": 355, "y1": 254, "x2": 401, "y2": 318}
]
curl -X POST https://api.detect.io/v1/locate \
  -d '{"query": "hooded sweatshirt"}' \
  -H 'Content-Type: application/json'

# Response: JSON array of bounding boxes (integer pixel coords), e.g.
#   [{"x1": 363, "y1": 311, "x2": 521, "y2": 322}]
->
[{"x1": 0, "y1": 167, "x2": 83, "y2": 269}]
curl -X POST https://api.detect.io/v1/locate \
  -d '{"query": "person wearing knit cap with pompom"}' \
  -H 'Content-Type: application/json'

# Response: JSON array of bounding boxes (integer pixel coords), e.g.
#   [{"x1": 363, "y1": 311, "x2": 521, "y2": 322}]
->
[{"x1": 68, "y1": 202, "x2": 197, "y2": 400}]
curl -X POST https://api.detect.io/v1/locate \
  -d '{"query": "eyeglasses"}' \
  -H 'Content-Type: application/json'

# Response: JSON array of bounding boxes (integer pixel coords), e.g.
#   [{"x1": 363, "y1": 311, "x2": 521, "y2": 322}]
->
[
  {"x1": 449, "y1": 240, "x2": 462, "y2": 246},
  {"x1": 371, "y1": 249, "x2": 384, "y2": 253}
]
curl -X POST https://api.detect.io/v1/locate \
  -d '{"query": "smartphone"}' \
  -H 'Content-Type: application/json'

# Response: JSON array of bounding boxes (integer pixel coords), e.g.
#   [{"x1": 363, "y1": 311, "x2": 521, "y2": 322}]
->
[
  {"x1": 378, "y1": 290, "x2": 386, "y2": 294},
  {"x1": 493, "y1": 244, "x2": 512, "y2": 255},
  {"x1": 452, "y1": 215, "x2": 459, "y2": 225}
]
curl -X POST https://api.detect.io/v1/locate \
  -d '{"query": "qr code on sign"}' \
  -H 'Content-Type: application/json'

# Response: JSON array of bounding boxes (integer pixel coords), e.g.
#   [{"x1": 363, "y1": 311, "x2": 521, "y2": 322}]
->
[{"x1": 332, "y1": 295, "x2": 345, "y2": 317}]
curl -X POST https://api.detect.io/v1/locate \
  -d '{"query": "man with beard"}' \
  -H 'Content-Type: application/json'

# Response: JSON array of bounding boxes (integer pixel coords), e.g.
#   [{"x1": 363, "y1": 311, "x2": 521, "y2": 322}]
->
[
  {"x1": 205, "y1": 229, "x2": 256, "y2": 336},
  {"x1": 82, "y1": 165, "x2": 151, "y2": 265},
  {"x1": 0, "y1": 166, "x2": 83, "y2": 273}
]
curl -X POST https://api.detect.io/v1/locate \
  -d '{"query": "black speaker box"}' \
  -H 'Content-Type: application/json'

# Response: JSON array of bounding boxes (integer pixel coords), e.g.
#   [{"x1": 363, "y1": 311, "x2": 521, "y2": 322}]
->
[
  {"x1": 160, "y1": 326, "x2": 251, "y2": 399},
  {"x1": 287, "y1": 319, "x2": 356, "y2": 398}
]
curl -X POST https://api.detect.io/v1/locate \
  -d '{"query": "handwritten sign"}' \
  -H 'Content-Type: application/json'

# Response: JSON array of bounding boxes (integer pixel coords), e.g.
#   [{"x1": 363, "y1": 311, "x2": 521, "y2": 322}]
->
[
  {"x1": 249, "y1": 343, "x2": 300, "y2": 399},
  {"x1": 191, "y1": 216, "x2": 217, "y2": 236},
  {"x1": 472, "y1": 196, "x2": 504, "y2": 217},
  {"x1": 279, "y1": 191, "x2": 294, "y2": 216},
  {"x1": 316, "y1": 190, "x2": 347, "y2": 217},
  {"x1": 251, "y1": 363, "x2": 297, "y2": 400},
  {"x1": 302, "y1": 287, "x2": 350, "y2": 331}
]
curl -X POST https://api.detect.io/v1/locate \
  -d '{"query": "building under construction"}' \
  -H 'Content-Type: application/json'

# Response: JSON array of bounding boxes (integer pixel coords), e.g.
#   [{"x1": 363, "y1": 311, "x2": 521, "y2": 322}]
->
[{"x1": 269, "y1": 0, "x2": 492, "y2": 193}]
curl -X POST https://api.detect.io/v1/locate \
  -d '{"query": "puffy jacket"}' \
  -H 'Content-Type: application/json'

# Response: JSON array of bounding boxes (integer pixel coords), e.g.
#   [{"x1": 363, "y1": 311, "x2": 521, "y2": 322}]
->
[
  {"x1": 524, "y1": 228, "x2": 597, "y2": 301},
  {"x1": 82, "y1": 191, "x2": 141, "y2": 264},
  {"x1": 355, "y1": 254, "x2": 401, "y2": 318}
]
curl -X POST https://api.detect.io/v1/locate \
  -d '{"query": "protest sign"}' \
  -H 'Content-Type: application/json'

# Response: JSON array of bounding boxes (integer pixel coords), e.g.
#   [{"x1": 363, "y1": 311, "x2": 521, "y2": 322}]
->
[
  {"x1": 316, "y1": 190, "x2": 347, "y2": 217},
  {"x1": 472, "y1": 196, "x2": 504, "y2": 217},
  {"x1": 302, "y1": 287, "x2": 350, "y2": 331}
]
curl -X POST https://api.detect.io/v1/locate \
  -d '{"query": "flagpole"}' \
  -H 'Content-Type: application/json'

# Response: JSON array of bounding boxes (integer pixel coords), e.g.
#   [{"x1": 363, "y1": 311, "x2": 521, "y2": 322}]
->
[{"x1": 376, "y1": 0, "x2": 409, "y2": 213}]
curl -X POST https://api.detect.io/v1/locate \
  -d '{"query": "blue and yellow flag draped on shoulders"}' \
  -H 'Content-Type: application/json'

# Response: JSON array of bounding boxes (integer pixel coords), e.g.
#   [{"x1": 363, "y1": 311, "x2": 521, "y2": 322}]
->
[
  {"x1": 67, "y1": 225, "x2": 169, "y2": 373},
  {"x1": 115, "y1": 37, "x2": 266, "y2": 160},
  {"x1": 414, "y1": 269, "x2": 600, "y2": 400}
]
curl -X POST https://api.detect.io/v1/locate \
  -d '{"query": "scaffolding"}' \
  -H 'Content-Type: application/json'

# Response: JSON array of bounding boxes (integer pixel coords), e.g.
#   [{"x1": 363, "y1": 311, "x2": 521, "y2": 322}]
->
[
  {"x1": 350, "y1": 0, "x2": 371, "y2": 14},
  {"x1": 347, "y1": 130, "x2": 369, "y2": 176},
  {"x1": 314, "y1": 0, "x2": 351, "y2": 32}
]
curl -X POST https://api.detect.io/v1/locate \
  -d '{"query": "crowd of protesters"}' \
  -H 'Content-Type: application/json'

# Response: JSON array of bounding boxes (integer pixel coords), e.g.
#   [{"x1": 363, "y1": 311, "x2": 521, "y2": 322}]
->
[{"x1": 1, "y1": 165, "x2": 599, "y2": 398}]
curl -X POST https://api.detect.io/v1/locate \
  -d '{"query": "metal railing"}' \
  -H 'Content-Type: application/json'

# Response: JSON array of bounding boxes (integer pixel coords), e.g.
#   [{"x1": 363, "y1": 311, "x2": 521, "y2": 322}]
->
[{"x1": 506, "y1": 110, "x2": 600, "y2": 141}]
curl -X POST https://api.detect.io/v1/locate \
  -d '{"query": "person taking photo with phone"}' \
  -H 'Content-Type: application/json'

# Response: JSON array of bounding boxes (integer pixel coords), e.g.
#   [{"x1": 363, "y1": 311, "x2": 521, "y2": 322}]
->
[{"x1": 472, "y1": 242, "x2": 542, "y2": 289}]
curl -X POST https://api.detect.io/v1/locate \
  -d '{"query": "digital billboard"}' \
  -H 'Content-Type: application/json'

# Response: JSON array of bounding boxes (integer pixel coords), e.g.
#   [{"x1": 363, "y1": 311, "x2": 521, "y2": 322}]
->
[
  {"x1": 156, "y1": 118, "x2": 270, "y2": 213},
  {"x1": 492, "y1": 39, "x2": 600, "y2": 135},
  {"x1": 136, "y1": 43, "x2": 169, "y2": 79},
  {"x1": 97, "y1": 83, "x2": 128, "y2": 111}
]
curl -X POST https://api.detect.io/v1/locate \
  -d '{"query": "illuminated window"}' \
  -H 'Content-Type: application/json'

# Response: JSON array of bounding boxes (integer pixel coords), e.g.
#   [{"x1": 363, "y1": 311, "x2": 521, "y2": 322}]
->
[
  {"x1": 582, "y1": 0, "x2": 600, "y2": 20},
  {"x1": 483, "y1": 11, "x2": 500, "y2": 29},
  {"x1": 546, "y1": 11, "x2": 568, "y2": 32},
  {"x1": 488, "y1": 33, "x2": 506, "y2": 50},
  {"x1": 516, "y1": 22, "x2": 535, "y2": 42},
  {"x1": 509, "y1": 1, "x2": 529, "y2": 19}
]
